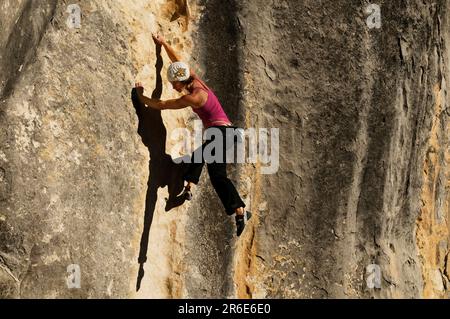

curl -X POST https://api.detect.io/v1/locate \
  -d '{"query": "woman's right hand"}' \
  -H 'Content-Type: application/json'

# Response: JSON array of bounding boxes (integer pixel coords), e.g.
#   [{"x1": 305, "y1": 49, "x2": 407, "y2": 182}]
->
[{"x1": 152, "y1": 33, "x2": 165, "y2": 45}]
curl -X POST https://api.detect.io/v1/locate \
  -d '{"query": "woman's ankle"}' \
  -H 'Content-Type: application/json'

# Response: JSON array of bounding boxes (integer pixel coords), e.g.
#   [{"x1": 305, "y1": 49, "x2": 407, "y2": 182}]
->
[{"x1": 235, "y1": 207, "x2": 245, "y2": 216}]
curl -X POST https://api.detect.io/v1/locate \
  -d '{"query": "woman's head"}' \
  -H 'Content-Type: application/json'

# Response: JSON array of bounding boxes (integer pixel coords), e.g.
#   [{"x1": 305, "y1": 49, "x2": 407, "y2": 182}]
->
[{"x1": 167, "y1": 62, "x2": 191, "y2": 92}]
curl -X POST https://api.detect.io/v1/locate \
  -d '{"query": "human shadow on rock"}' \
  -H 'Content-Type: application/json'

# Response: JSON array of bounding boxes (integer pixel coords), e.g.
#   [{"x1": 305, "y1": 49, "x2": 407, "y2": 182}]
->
[{"x1": 131, "y1": 43, "x2": 190, "y2": 292}]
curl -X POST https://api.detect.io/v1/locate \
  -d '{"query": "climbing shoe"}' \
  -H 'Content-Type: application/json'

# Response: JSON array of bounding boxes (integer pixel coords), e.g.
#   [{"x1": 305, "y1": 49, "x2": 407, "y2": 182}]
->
[{"x1": 235, "y1": 211, "x2": 252, "y2": 237}]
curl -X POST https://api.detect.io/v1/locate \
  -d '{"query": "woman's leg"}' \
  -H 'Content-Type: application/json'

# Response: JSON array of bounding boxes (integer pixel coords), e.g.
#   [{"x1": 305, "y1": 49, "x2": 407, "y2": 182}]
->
[
  {"x1": 183, "y1": 142, "x2": 207, "y2": 186},
  {"x1": 206, "y1": 126, "x2": 246, "y2": 215},
  {"x1": 207, "y1": 161, "x2": 246, "y2": 215}
]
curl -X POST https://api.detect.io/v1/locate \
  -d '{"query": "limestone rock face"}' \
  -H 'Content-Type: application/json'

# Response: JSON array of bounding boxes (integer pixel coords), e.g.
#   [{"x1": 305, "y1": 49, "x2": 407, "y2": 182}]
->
[{"x1": 0, "y1": 0, "x2": 449, "y2": 298}]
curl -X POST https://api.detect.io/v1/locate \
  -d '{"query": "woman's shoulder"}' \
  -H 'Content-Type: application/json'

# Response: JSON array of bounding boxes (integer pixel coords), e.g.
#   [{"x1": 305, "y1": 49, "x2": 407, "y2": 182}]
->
[
  {"x1": 192, "y1": 85, "x2": 208, "y2": 93},
  {"x1": 188, "y1": 85, "x2": 209, "y2": 108},
  {"x1": 191, "y1": 72, "x2": 211, "y2": 90}
]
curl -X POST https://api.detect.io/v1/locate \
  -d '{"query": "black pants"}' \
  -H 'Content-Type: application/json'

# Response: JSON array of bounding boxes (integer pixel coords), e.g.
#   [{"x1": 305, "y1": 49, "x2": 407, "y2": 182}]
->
[{"x1": 183, "y1": 126, "x2": 246, "y2": 215}]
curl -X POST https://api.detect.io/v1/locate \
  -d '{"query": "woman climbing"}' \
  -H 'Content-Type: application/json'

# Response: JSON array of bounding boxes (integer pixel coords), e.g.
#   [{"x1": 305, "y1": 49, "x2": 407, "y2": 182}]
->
[{"x1": 134, "y1": 33, "x2": 251, "y2": 236}]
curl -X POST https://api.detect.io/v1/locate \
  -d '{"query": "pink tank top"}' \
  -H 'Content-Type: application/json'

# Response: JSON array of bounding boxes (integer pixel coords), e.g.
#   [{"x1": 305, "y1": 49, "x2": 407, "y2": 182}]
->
[{"x1": 191, "y1": 86, "x2": 231, "y2": 128}]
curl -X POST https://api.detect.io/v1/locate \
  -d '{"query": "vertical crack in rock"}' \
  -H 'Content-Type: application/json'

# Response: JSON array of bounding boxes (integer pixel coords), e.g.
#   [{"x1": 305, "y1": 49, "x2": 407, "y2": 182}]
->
[
  {"x1": 340, "y1": 19, "x2": 374, "y2": 297},
  {"x1": 180, "y1": 0, "x2": 244, "y2": 298}
]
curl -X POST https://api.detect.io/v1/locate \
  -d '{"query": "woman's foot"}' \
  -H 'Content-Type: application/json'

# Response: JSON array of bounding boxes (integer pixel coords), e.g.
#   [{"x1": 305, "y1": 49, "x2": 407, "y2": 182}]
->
[
  {"x1": 182, "y1": 184, "x2": 193, "y2": 201},
  {"x1": 235, "y1": 211, "x2": 252, "y2": 237}
]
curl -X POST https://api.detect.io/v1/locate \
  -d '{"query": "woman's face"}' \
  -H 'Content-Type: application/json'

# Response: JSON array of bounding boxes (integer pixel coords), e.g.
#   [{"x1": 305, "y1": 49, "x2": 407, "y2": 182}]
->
[{"x1": 171, "y1": 81, "x2": 185, "y2": 93}]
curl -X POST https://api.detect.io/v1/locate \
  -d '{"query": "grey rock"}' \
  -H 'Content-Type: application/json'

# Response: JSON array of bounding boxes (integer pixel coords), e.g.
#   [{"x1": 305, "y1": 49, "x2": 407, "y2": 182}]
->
[{"x1": 0, "y1": 0, "x2": 448, "y2": 299}]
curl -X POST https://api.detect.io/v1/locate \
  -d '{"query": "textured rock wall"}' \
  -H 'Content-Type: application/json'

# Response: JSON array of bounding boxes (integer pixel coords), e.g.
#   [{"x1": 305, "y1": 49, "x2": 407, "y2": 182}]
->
[
  {"x1": 0, "y1": 0, "x2": 151, "y2": 298},
  {"x1": 0, "y1": 0, "x2": 449, "y2": 299},
  {"x1": 237, "y1": 0, "x2": 449, "y2": 298}
]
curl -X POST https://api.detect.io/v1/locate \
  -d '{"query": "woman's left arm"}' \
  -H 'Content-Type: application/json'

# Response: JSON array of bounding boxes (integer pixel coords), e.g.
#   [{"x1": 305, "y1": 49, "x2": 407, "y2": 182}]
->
[
  {"x1": 139, "y1": 95, "x2": 187, "y2": 110},
  {"x1": 135, "y1": 83, "x2": 203, "y2": 110}
]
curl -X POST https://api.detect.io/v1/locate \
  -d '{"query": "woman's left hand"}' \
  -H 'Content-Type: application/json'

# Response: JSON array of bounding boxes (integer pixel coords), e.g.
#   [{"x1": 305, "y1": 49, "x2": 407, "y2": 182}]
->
[{"x1": 135, "y1": 82, "x2": 144, "y2": 96}]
